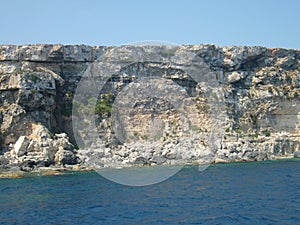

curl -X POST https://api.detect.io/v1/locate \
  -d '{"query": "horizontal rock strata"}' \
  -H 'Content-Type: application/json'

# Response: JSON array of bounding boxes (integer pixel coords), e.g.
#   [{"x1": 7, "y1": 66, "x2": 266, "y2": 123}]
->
[{"x1": 0, "y1": 44, "x2": 299, "y2": 172}]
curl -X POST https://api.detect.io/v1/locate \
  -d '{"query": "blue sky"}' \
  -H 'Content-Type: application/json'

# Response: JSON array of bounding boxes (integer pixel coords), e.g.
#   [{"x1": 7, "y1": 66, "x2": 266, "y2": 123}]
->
[{"x1": 0, "y1": 0, "x2": 299, "y2": 48}]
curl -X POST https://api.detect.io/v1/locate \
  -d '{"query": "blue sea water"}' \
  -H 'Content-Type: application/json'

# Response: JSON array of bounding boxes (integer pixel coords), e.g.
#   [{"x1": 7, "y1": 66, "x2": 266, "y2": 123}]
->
[{"x1": 0, "y1": 160, "x2": 299, "y2": 225}]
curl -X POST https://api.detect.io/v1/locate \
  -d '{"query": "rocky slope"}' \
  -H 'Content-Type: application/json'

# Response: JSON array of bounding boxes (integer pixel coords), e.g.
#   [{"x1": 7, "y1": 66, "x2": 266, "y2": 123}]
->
[{"x1": 0, "y1": 44, "x2": 299, "y2": 172}]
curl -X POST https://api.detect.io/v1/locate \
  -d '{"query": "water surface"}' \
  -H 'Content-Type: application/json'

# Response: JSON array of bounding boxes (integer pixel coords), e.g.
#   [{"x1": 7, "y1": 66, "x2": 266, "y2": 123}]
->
[{"x1": 0, "y1": 160, "x2": 299, "y2": 224}]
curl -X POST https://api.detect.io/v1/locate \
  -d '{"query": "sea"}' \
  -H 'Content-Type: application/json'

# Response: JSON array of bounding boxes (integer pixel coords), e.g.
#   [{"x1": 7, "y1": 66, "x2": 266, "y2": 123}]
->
[{"x1": 0, "y1": 159, "x2": 299, "y2": 225}]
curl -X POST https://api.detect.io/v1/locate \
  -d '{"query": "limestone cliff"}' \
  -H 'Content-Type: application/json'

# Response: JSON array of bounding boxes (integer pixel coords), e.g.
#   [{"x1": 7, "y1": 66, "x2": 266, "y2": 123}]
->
[{"x1": 0, "y1": 44, "x2": 299, "y2": 171}]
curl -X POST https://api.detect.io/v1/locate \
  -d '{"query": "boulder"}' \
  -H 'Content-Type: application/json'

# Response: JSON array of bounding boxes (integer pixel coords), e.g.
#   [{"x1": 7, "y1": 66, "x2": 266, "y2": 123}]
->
[
  {"x1": 30, "y1": 124, "x2": 52, "y2": 141},
  {"x1": 55, "y1": 148, "x2": 78, "y2": 165},
  {"x1": 134, "y1": 156, "x2": 149, "y2": 165},
  {"x1": 14, "y1": 136, "x2": 31, "y2": 157},
  {"x1": 55, "y1": 133, "x2": 68, "y2": 139},
  {"x1": 165, "y1": 151, "x2": 177, "y2": 160},
  {"x1": 0, "y1": 156, "x2": 9, "y2": 169},
  {"x1": 228, "y1": 72, "x2": 242, "y2": 83},
  {"x1": 243, "y1": 151, "x2": 259, "y2": 161},
  {"x1": 150, "y1": 156, "x2": 166, "y2": 165},
  {"x1": 19, "y1": 160, "x2": 36, "y2": 172},
  {"x1": 294, "y1": 151, "x2": 300, "y2": 158}
]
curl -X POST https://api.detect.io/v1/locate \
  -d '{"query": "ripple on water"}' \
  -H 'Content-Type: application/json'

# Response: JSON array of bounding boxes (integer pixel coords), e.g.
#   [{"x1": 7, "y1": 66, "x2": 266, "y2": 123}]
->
[{"x1": 0, "y1": 160, "x2": 299, "y2": 224}]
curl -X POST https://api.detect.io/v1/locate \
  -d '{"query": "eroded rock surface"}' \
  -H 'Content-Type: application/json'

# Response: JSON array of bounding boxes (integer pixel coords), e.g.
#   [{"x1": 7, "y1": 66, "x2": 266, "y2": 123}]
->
[{"x1": 0, "y1": 44, "x2": 299, "y2": 171}]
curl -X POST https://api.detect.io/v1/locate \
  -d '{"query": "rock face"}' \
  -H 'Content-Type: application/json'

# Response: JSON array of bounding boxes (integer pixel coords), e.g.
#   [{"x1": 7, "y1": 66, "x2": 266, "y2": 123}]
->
[{"x1": 0, "y1": 44, "x2": 299, "y2": 171}]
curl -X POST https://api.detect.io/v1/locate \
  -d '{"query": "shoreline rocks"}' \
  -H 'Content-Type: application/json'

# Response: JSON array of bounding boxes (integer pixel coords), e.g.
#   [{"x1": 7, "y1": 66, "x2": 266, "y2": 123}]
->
[{"x1": 1, "y1": 157, "x2": 299, "y2": 179}]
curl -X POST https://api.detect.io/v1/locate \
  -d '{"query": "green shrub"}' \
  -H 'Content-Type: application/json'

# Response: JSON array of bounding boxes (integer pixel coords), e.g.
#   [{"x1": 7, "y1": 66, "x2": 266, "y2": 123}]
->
[
  {"x1": 285, "y1": 75, "x2": 292, "y2": 83},
  {"x1": 250, "y1": 113, "x2": 258, "y2": 125},
  {"x1": 48, "y1": 131, "x2": 55, "y2": 139},
  {"x1": 160, "y1": 48, "x2": 176, "y2": 58},
  {"x1": 196, "y1": 104, "x2": 210, "y2": 111},
  {"x1": 66, "y1": 91, "x2": 73, "y2": 98},
  {"x1": 95, "y1": 99, "x2": 112, "y2": 115},
  {"x1": 262, "y1": 130, "x2": 271, "y2": 137},
  {"x1": 95, "y1": 94, "x2": 114, "y2": 115},
  {"x1": 18, "y1": 69, "x2": 27, "y2": 74},
  {"x1": 29, "y1": 73, "x2": 39, "y2": 82},
  {"x1": 234, "y1": 129, "x2": 243, "y2": 134},
  {"x1": 190, "y1": 125, "x2": 202, "y2": 132},
  {"x1": 73, "y1": 93, "x2": 115, "y2": 117},
  {"x1": 268, "y1": 87, "x2": 273, "y2": 94},
  {"x1": 283, "y1": 87, "x2": 289, "y2": 96},
  {"x1": 249, "y1": 133, "x2": 259, "y2": 138},
  {"x1": 247, "y1": 92, "x2": 253, "y2": 99},
  {"x1": 273, "y1": 86, "x2": 279, "y2": 94}
]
